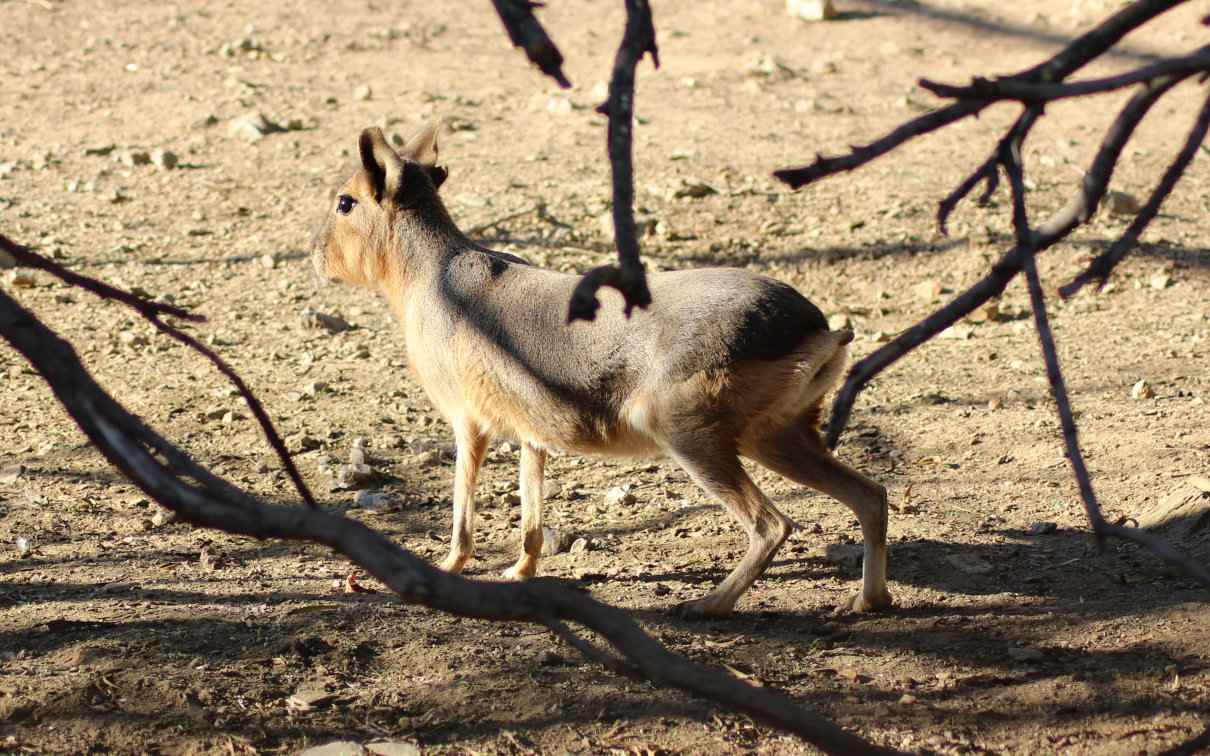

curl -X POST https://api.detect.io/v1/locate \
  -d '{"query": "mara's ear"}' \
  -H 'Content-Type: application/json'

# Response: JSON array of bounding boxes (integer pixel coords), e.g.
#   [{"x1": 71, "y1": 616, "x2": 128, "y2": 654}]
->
[
  {"x1": 358, "y1": 127, "x2": 404, "y2": 203},
  {"x1": 401, "y1": 122, "x2": 440, "y2": 166},
  {"x1": 401, "y1": 121, "x2": 448, "y2": 190}
]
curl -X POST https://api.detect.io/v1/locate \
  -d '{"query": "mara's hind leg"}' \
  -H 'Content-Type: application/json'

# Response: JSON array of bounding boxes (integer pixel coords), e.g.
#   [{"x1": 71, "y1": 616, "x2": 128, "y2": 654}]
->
[
  {"x1": 666, "y1": 440, "x2": 795, "y2": 619},
  {"x1": 746, "y1": 425, "x2": 892, "y2": 613}
]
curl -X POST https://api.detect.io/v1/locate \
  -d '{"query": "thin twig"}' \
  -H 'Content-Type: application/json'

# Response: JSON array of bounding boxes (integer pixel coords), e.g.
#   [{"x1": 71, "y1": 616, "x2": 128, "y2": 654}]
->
[
  {"x1": 0, "y1": 234, "x2": 319, "y2": 509},
  {"x1": 568, "y1": 0, "x2": 657, "y2": 322},
  {"x1": 490, "y1": 0, "x2": 571, "y2": 88},
  {"x1": 543, "y1": 618, "x2": 643, "y2": 680},
  {"x1": 1061, "y1": 86, "x2": 1210, "y2": 297},
  {"x1": 1022, "y1": 255, "x2": 1108, "y2": 538},
  {"x1": 938, "y1": 108, "x2": 1040, "y2": 235},
  {"x1": 0, "y1": 288, "x2": 896, "y2": 755},
  {"x1": 937, "y1": 155, "x2": 998, "y2": 236},
  {"x1": 465, "y1": 203, "x2": 544, "y2": 236},
  {"x1": 1, "y1": 234, "x2": 199, "y2": 323},
  {"x1": 921, "y1": 45, "x2": 1210, "y2": 103}
]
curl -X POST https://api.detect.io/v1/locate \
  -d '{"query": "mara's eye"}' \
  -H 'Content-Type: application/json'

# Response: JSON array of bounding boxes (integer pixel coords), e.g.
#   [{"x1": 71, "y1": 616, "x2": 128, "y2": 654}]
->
[{"x1": 336, "y1": 195, "x2": 357, "y2": 215}]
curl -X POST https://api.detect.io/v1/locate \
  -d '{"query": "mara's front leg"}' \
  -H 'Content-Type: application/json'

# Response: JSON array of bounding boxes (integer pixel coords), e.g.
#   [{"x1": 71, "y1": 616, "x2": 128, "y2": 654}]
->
[
  {"x1": 438, "y1": 424, "x2": 488, "y2": 574},
  {"x1": 502, "y1": 442, "x2": 547, "y2": 580}
]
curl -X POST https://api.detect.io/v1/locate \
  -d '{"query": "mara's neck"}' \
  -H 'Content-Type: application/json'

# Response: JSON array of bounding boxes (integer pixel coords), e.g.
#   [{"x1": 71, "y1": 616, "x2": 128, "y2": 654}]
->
[{"x1": 377, "y1": 196, "x2": 474, "y2": 307}]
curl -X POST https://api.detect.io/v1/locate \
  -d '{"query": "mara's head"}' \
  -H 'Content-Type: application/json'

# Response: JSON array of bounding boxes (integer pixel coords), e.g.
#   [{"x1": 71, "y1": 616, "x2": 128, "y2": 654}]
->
[{"x1": 311, "y1": 124, "x2": 449, "y2": 286}]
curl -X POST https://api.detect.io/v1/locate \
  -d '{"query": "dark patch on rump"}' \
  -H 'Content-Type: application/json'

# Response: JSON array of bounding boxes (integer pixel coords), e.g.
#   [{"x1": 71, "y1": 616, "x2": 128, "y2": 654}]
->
[{"x1": 728, "y1": 278, "x2": 829, "y2": 363}]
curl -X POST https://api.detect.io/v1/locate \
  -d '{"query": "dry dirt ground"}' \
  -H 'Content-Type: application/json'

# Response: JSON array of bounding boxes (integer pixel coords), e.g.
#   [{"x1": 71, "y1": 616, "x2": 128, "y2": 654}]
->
[{"x1": 1, "y1": 0, "x2": 1209, "y2": 753}]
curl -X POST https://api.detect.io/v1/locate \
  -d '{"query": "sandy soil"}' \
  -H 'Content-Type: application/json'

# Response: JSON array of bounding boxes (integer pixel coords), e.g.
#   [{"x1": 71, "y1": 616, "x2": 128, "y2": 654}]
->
[{"x1": 1, "y1": 0, "x2": 1208, "y2": 753}]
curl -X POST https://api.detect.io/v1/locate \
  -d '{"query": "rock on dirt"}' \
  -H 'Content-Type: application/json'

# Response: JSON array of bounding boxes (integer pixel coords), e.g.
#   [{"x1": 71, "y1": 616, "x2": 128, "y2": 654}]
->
[
  {"x1": 1137, "y1": 477, "x2": 1210, "y2": 539},
  {"x1": 353, "y1": 490, "x2": 393, "y2": 511},
  {"x1": 1131, "y1": 379, "x2": 1155, "y2": 400},
  {"x1": 670, "y1": 178, "x2": 719, "y2": 200},
  {"x1": 540, "y1": 526, "x2": 577, "y2": 556},
  {"x1": 116, "y1": 149, "x2": 151, "y2": 167},
  {"x1": 151, "y1": 148, "x2": 178, "y2": 170},
  {"x1": 366, "y1": 743, "x2": 420, "y2": 756},
  {"x1": 5, "y1": 270, "x2": 37, "y2": 288},
  {"x1": 300, "y1": 307, "x2": 353, "y2": 334},
  {"x1": 403, "y1": 449, "x2": 443, "y2": 468},
  {"x1": 787, "y1": 0, "x2": 838, "y2": 21},
  {"x1": 287, "y1": 686, "x2": 335, "y2": 712},
  {"x1": 333, "y1": 463, "x2": 375, "y2": 490},
  {"x1": 228, "y1": 112, "x2": 284, "y2": 143},
  {"x1": 298, "y1": 741, "x2": 362, "y2": 756},
  {"x1": 603, "y1": 485, "x2": 636, "y2": 507},
  {"x1": 1104, "y1": 190, "x2": 1142, "y2": 217}
]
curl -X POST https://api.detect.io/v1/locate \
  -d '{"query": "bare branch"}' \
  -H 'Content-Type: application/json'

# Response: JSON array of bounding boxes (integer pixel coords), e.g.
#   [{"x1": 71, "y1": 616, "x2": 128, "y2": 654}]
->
[
  {"x1": 0, "y1": 234, "x2": 320, "y2": 509},
  {"x1": 773, "y1": 103, "x2": 982, "y2": 189},
  {"x1": 921, "y1": 45, "x2": 1210, "y2": 103},
  {"x1": 567, "y1": 0, "x2": 657, "y2": 323},
  {"x1": 0, "y1": 286, "x2": 897, "y2": 755},
  {"x1": 774, "y1": 0, "x2": 1190, "y2": 189},
  {"x1": 937, "y1": 107, "x2": 1040, "y2": 235},
  {"x1": 1099, "y1": 522, "x2": 1210, "y2": 586},
  {"x1": 1023, "y1": 245, "x2": 1210, "y2": 588},
  {"x1": 1, "y1": 234, "x2": 200, "y2": 323},
  {"x1": 1061, "y1": 86, "x2": 1210, "y2": 297},
  {"x1": 490, "y1": 0, "x2": 571, "y2": 88},
  {"x1": 827, "y1": 75, "x2": 1185, "y2": 449},
  {"x1": 937, "y1": 154, "x2": 998, "y2": 236}
]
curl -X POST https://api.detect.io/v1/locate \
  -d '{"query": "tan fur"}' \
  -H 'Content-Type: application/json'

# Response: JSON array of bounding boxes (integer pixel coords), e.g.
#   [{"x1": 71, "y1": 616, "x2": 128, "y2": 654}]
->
[{"x1": 311, "y1": 124, "x2": 893, "y2": 617}]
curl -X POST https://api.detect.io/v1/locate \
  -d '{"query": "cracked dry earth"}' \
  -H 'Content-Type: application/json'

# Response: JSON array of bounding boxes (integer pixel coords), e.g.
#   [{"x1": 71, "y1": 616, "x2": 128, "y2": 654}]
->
[{"x1": 1, "y1": 0, "x2": 1209, "y2": 753}]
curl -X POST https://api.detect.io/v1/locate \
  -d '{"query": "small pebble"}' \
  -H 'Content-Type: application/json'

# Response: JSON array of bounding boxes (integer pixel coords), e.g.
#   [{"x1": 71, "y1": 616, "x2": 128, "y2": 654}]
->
[{"x1": 151, "y1": 148, "x2": 178, "y2": 170}]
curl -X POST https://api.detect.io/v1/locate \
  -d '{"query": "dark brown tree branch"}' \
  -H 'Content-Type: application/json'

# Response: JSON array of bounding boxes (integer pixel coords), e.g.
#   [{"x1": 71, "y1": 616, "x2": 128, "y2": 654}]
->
[
  {"x1": 921, "y1": 45, "x2": 1210, "y2": 103},
  {"x1": 0, "y1": 286, "x2": 897, "y2": 755},
  {"x1": 490, "y1": 0, "x2": 571, "y2": 88},
  {"x1": 1061, "y1": 86, "x2": 1210, "y2": 297},
  {"x1": 774, "y1": 0, "x2": 1189, "y2": 189},
  {"x1": 1003, "y1": 96, "x2": 1209, "y2": 588},
  {"x1": 937, "y1": 154, "x2": 998, "y2": 236},
  {"x1": 567, "y1": 0, "x2": 657, "y2": 322},
  {"x1": 0, "y1": 234, "x2": 319, "y2": 509},
  {"x1": 937, "y1": 107, "x2": 1040, "y2": 235},
  {"x1": 826, "y1": 74, "x2": 1186, "y2": 449},
  {"x1": 773, "y1": 103, "x2": 983, "y2": 189}
]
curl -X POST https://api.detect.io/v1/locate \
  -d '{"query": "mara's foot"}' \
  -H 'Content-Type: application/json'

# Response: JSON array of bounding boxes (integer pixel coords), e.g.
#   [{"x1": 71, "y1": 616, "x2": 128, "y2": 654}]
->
[
  {"x1": 673, "y1": 595, "x2": 735, "y2": 620},
  {"x1": 841, "y1": 589, "x2": 894, "y2": 614},
  {"x1": 501, "y1": 560, "x2": 537, "y2": 581},
  {"x1": 438, "y1": 552, "x2": 471, "y2": 575}
]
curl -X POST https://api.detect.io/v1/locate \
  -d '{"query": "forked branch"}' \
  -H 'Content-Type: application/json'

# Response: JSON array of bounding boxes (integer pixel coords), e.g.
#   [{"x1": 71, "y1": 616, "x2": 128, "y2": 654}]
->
[
  {"x1": 0, "y1": 234, "x2": 319, "y2": 510},
  {"x1": 0, "y1": 283, "x2": 896, "y2": 755},
  {"x1": 792, "y1": 3, "x2": 1209, "y2": 586},
  {"x1": 826, "y1": 74, "x2": 1182, "y2": 449},
  {"x1": 774, "y1": 0, "x2": 1190, "y2": 188},
  {"x1": 568, "y1": 0, "x2": 658, "y2": 322}
]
